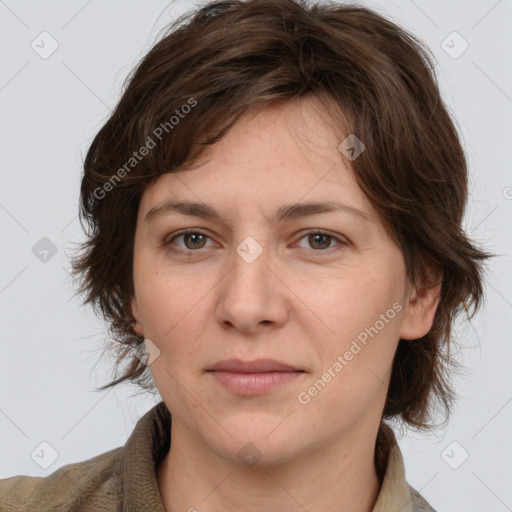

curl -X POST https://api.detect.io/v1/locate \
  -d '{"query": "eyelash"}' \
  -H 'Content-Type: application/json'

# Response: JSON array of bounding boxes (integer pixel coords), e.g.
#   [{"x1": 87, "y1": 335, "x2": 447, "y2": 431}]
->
[{"x1": 163, "y1": 228, "x2": 347, "y2": 255}]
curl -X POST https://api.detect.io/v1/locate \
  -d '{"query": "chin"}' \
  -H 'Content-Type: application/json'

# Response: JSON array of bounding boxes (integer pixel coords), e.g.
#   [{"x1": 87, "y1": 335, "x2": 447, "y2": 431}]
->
[{"x1": 204, "y1": 414, "x2": 308, "y2": 468}]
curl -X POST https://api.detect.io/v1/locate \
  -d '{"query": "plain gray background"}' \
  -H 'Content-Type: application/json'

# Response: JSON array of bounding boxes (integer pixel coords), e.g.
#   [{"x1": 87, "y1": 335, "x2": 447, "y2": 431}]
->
[{"x1": 1, "y1": 0, "x2": 511, "y2": 510}]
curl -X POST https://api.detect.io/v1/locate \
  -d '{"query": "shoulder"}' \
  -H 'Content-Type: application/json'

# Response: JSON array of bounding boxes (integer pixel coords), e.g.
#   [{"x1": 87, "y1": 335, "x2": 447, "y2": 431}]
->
[
  {"x1": 0, "y1": 446, "x2": 124, "y2": 512},
  {"x1": 410, "y1": 485, "x2": 437, "y2": 512}
]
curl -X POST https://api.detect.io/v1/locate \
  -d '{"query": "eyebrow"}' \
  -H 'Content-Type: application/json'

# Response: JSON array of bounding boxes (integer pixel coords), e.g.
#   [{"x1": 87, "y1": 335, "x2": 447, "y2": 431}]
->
[{"x1": 144, "y1": 199, "x2": 372, "y2": 225}]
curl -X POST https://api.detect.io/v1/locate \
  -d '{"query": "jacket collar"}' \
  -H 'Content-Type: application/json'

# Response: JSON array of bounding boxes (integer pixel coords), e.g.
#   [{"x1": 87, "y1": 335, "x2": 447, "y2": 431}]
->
[
  {"x1": 122, "y1": 401, "x2": 170, "y2": 511},
  {"x1": 120, "y1": 401, "x2": 424, "y2": 511}
]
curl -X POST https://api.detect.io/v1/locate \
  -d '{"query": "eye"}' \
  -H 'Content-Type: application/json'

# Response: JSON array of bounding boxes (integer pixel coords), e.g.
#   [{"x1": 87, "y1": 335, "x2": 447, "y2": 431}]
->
[
  {"x1": 294, "y1": 230, "x2": 346, "y2": 252},
  {"x1": 164, "y1": 229, "x2": 215, "y2": 252},
  {"x1": 163, "y1": 228, "x2": 346, "y2": 254}
]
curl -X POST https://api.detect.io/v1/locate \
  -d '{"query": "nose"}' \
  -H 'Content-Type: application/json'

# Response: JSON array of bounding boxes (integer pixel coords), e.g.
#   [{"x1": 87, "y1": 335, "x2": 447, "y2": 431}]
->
[{"x1": 215, "y1": 241, "x2": 290, "y2": 336}]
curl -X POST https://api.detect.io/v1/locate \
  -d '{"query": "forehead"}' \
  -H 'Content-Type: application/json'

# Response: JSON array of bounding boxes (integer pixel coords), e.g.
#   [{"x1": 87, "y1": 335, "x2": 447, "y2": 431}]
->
[
  {"x1": 138, "y1": 96, "x2": 373, "y2": 221},
  {"x1": 189, "y1": 95, "x2": 348, "y2": 171}
]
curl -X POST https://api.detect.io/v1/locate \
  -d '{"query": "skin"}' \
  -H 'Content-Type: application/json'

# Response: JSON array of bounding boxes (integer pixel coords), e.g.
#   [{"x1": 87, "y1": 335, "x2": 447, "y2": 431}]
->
[{"x1": 130, "y1": 95, "x2": 442, "y2": 512}]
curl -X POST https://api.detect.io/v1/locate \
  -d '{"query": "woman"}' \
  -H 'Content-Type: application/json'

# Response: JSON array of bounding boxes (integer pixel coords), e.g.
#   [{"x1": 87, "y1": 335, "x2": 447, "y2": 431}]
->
[{"x1": 0, "y1": 0, "x2": 490, "y2": 510}]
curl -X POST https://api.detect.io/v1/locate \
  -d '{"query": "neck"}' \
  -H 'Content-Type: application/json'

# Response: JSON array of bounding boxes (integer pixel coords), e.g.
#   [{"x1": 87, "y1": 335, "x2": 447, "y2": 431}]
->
[{"x1": 157, "y1": 419, "x2": 382, "y2": 512}]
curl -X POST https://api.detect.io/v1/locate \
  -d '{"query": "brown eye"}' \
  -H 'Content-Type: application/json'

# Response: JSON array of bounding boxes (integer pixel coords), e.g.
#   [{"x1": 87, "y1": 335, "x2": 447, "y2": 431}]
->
[
  {"x1": 307, "y1": 233, "x2": 332, "y2": 250},
  {"x1": 182, "y1": 232, "x2": 207, "y2": 250},
  {"x1": 165, "y1": 230, "x2": 213, "y2": 252},
  {"x1": 295, "y1": 230, "x2": 344, "y2": 252}
]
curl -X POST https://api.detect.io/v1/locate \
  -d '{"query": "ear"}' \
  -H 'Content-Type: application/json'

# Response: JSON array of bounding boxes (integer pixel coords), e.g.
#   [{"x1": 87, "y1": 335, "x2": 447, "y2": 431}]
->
[
  {"x1": 130, "y1": 296, "x2": 144, "y2": 337},
  {"x1": 399, "y1": 269, "x2": 443, "y2": 340}
]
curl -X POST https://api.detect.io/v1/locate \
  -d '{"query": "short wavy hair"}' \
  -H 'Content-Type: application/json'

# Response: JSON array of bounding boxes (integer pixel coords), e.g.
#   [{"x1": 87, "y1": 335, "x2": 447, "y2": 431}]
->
[{"x1": 71, "y1": 0, "x2": 491, "y2": 430}]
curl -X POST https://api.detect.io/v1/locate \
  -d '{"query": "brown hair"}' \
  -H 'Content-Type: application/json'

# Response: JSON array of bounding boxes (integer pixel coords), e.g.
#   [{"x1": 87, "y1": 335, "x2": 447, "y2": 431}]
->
[{"x1": 71, "y1": 0, "x2": 491, "y2": 429}]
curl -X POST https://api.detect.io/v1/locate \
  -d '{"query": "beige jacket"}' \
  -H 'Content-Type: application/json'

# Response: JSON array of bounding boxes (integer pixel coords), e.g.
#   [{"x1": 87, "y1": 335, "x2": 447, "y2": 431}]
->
[{"x1": 0, "y1": 402, "x2": 436, "y2": 511}]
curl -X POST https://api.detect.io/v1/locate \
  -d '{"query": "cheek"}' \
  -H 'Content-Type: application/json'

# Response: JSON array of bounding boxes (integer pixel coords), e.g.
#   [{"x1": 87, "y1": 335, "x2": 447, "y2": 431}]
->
[
  {"x1": 315, "y1": 269, "x2": 402, "y2": 337},
  {"x1": 305, "y1": 298, "x2": 402, "y2": 427},
  {"x1": 309, "y1": 264, "x2": 405, "y2": 388},
  {"x1": 136, "y1": 269, "x2": 217, "y2": 372},
  {"x1": 135, "y1": 256, "x2": 202, "y2": 331}
]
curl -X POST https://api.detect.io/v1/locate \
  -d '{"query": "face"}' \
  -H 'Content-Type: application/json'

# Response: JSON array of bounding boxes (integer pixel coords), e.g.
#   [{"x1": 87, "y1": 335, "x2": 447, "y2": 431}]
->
[{"x1": 131, "y1": 95, "x2": 440, "y2": 466}]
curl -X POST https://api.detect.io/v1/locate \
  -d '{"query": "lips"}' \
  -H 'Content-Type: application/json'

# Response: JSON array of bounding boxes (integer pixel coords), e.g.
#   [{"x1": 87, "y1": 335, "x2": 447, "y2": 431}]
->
[
  {"x1": 207, "y1": 358, "x2": 302, "y2": 373},
  {"x1": 206, "y1": 358, "x2": 305, "y2": 395}
]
